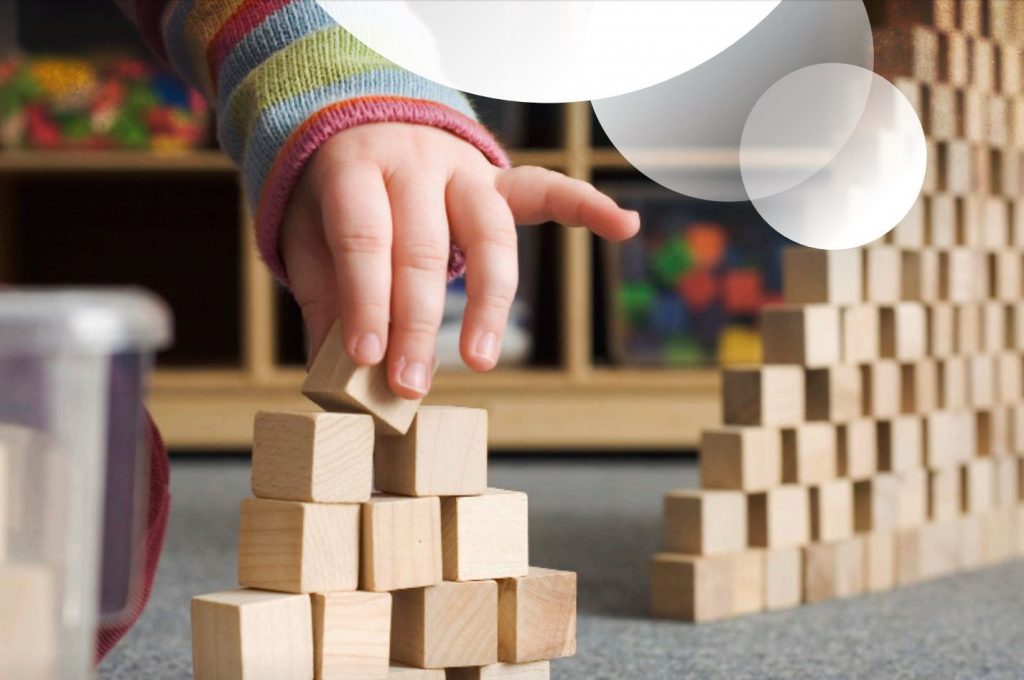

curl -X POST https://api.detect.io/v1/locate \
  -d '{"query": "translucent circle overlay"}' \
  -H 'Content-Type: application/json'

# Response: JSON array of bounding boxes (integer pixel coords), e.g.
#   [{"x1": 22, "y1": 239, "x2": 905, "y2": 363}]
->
[
  {"x1": 741, "y1": 64, "x2": 926, "y2": 250},
  {"x1": 315, "y1": 0, "x2": 780, "y2": 102},
  {"x1": 591, "y1": 0, "x2": 874, "y2": 202}
]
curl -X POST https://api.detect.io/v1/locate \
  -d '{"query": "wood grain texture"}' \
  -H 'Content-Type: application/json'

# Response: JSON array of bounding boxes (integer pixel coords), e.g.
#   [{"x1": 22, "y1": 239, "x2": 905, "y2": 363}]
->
[
  {"x1": 0, "y1": 564, "x2": 56, "y2": 680},
  {"x1": 748, "y1": 485, "x2": 810, "y2": 549},
  {"x1": 251, "y1": 411, "x2": 373, "y2": 503},
  {"x1": 782, "y1": 247, "x2": 863, "y2": 304},
  {"x1": 386, "y1": 664, "x2": 444, "y2": 678},
  {"x1": 864, "y1": 247, "x2": 902, "y2": 303},
  {"x1": 302, "y1": 321, "x2": 426, "y2": 435},
  {"x1": 900, "y1": 361, "x2": 939, "y2": 414},
  {"x1": 441, "y1": 489, "x2": 529, "y2": 581},
  {"x1": 662, "y1": 490, "x2": 746, "y2": 555},
  {"x1": 809, "y1": 479, "x2": 853, "y2": 543},
  {"x1": 961, "y1": 459, "x2": 996, "y2": 514},
  {"x1": 880, "y1": 304, "x2": 927, "y2": 361},
  {"x1": 237, "y1": 498, "x2": 360, "y2": 593},
  {"x1": 699, "y1": 427, "x2": 782, "y2": 492},
  {"x1": 650, "y1": 551, "x2": 763, "y2": 622},
  {"x1": 361, "y1": 495, "x2": 442, "y2": 592},
  {"x1": 877, "y1": 417, "x2": 923, "y2": 473},
  {"x1": 781, "y1": 423, "x2": 837, "y2": 485},
  {"x1": 802, "y1": 537, "x2": 865, "y2": 604},
  {"x1": 837, "y1": 420, "x2": 877, "y2": 480},
  {"x1": 928, "y1": 466, "x2": 961, "y2": 521},
  {"x1": 895, "y1": 468, "x2": 930, "y2": 530},
  {"x1": 763, "y1": 547, "x2": 801, "y2": 611},
  {"x1": 374, "y1": 406, "x2": 487, "y2": 496},
  {"x1": 853, "y1": 474, "x2": 900, "y2": 533},
  {"x1": 312, "y1": 591, "x2": 391, "y2": 680},
  {"x1": 805, "y1": 365, "x2": 862, "y2": 422},
  {"x1": 861, "y1": 361, "x2": 901, "y2": 418},
  {"x1": 191, "y1": 589, "x2": 312, "y2": 680},
  {"x1": 447, "y1": 662, "x2": 550, "y2": 680},
  {"x1": 842, "y1": 305, "x2": 880, "y2": 363},
  {"x1": 862, "y1": 531, "x2": 896, "y2": 593},
  {"x1": 497, "y1": 567, "x2": 576, "y2": 663},
  {"x1": 390, "y1": 581, "x2": 498, "y2": 669},
  {"x1": 760, "y1": 305, "x2": 839, "y2": 366},
  {"x1": 723, "y1": 366, "x2": 804, "y2": 427}
]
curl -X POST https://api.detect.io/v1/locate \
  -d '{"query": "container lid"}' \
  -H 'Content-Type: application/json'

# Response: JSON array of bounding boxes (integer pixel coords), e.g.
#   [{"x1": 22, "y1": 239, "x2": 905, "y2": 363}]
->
[{"x1": 0, "y1": 288, "x2": 172, "y2": 355}]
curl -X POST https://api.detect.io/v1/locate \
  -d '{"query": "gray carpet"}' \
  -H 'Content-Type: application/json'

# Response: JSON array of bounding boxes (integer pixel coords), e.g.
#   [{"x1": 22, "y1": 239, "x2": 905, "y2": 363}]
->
[{"x1": 100, "y1": 457, "x2": 1024, "y2": 679}]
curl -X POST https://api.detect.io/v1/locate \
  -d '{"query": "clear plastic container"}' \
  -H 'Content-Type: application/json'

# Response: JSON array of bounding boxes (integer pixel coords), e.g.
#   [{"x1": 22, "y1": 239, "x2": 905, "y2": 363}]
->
[{"x1": 0, "y1": 289, "x2": 171, "y2": 679}]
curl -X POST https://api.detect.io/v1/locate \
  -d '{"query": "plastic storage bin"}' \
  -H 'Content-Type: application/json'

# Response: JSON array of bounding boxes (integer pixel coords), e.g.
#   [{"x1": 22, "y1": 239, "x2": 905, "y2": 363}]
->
[{"x1": 0, "y1": 289, "x2": 170, "y2": 679}]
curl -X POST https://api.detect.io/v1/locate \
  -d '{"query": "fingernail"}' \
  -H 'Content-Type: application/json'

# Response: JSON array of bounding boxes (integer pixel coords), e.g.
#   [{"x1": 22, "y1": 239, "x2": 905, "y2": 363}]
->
[
  {"x1": 474, "y1": 332, "x2": 499, "y2": 365},
  {"x1": 353, "y1": 333, "x2": 383, "y2": 363},
  {"x1": 398, "y1": 360, "x2": 429, "y2": 394}
]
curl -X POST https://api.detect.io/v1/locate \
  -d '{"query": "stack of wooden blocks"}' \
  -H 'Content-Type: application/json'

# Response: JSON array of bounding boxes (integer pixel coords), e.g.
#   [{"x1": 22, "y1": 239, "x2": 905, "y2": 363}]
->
[
  {"x1": 191, "y1": 323, "x2": 576, "y2": 679},
  {"x1": 652, "y1": 0, "x2": 1024, "y2": 622}
]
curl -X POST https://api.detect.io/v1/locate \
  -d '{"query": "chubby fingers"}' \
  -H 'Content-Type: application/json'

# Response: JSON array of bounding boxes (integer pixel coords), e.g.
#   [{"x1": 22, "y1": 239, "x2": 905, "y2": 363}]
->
[
  {"x1": 496, "y1": 165, "x2": 640, "y2": 240},
  {"x1": 447, "y1": 173, "x2": 519, "y2": 371}
]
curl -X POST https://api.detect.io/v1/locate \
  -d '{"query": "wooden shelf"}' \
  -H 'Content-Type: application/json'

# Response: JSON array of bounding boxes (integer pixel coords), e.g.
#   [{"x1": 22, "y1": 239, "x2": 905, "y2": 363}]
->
[{"x1": 0, "y1": 149, "x2": 237, "y2": 174}]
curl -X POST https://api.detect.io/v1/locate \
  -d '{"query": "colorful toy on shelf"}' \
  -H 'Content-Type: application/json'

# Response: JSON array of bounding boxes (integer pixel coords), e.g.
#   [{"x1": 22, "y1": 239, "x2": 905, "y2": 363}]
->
[{"x1": 0, "y1": 54, "x2": 209, "y2": 150}]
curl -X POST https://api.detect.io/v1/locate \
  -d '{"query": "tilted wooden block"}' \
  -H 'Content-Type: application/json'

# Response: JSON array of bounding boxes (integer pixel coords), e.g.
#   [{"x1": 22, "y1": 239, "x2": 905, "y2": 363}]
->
[
  {"x1": 940, "y1": 30, "x2": 970, "y2": 86},
  {"x1": 361, "y1": 495, "x2": 442, "y2": 592},
  {"x1": 781, "y1": 424, "x2": 837, "y2": 485},
  {"x1": 901, "y1": 249, "x2": 939, "y2": 302},
  {"x1": 961, "y1": 459, "x2": 996, "y2": 515},
  {"x1": 879, "y1": 304, "x2": 926, "y2": 361},
  {"x1": 862, "y1": 531, "x2": 896, "y2": 593},
  {"x1": 925, "y1": 82, "x2": 959, "y2": 140},
  {"x1": 969, "y1": 356, "x2": 996, "y2": 408},
  {"x1": 441, "y1": 489, "x2": 529, "y2": 581},
  {"x1": 760, "y1": 305, "x2": 840, "y2": 366},
  {"x1": 996, "y1": 353, "x2": 1023, "y2": 404},
  {"x1": 748, "y1": 485, "x2": 810, "y2": 549},
  {"x1": 842, "y1": 305, "x2": 880, "y2": 363},
  {"x1": 763, "y1": 547, "x2": 801, "y2": 611},
  {"x1": 895, "y1": 469, "x2": 929, "y2": 530},
  {"x1": 956, "y1": 304, "x2": 981, "y2": 354},
  {"x1": 722, "y1": 366, "x2": 804, "y2": 427},
  {"x1": 861, "y1": 361, "x2": 901, "y2": 418},
  {"x1": 863, "y1": 246, "x2": 902, "y2": 303},
  {"x1": 809, "y1": 479, "x2": 853, "y2": 543},
  {"x1": 805, "y1": 365, "x2": 861, "y2": 422},
  {"x1": 837, "y1": 420, "x2": 877, "y2": 480},
  {"x1": 391, "y1": 581, "x2": 498, "y2": 669},
  {"x1": 497, "y1": 567, "x2": 576, "y2": 663},
  {"x1": 699, "y1": 427, "x2": 782, "y2": 492},
  {"x1": 374, "y1": 406, "x2": 488, "y2": 497},
  {"x1": 938, "y1": 357, "x2": 968, "y2": 410},
  {"x1": 928, "y1": 466, "x2": 961, "y2": 522},
  {"x1": 928, "y1": 303, "x2": 955, "y2": 358},
  {"x1": 877, "y1": 417, "x2": 923, "y2": 473},
  {"x1": 191, "y1": 589, "x2": 313, "y2": 680},
  {"x1": 0, "y1": 565, "x2": 56, "y2": 680},
  {"x1": 251, "y1": 411, "x2": 373, "y2": 503},
  {"x1": 853, "y1": 474, "x2": 900, "y2": 533},
  {"x1": 891, "y1": 195, "x2": 925, "y2": 247},
  {"x1": 924, "y1": 411, "x2": 974, "y2": 469},
  {"x1": 929, "y1": 195, "x2": 960, "y2": 247},
  {"x1": 900, "y1": 360, "x2": 938, "y2": 414},
  {"x1": 970, "y1": 37, "x2": 996, "y2": 91},
  {"x1": 939, "y1": 250, "x2": 976, "y2": 303},
  {"x1": 958, "y1": 515, "x2": 985, "y2": 570},
  {"x1": 873, "y1": 25, "x2": 939, "y2": 82},
  {"x1": 977, "y1": 408, "x2": 1011, "y2": 456},
  {"x1": 387, "y1": 664, "x2": 445, "y2": 679},
  {"x1": 663, "y1": 489, "x2": 746, "y2": 555},
  {"x1": 302, "y1": 321, "x2": 426, "y2": 435},
  {"x1": 782, "y1": 247, "x2": 862, "y2": 304},
  {"x1": 650, "y1": 551, "x2": 763, "y2": 621},
  {"x1": 802, "y1": 537, "x2": 865, "y2": 604},
  {"x1": 865, "y1": 0, "x2": 956, "y2": 31},
  {"x1": 237, "y1": 498, "x2": 359, "y2": 593},
  {"x1": 448, "y1": 662, "x2": 550, "y2": 680},
  {"x1": 312, "y1": 591, "x2": 391, "y2": 680},
  {"x1": 994, "y1": 457, "x2": 1021, "y2": 508}
]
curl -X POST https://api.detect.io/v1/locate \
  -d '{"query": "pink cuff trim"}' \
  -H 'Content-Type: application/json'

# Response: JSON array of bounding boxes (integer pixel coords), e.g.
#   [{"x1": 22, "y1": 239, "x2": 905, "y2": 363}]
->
[{"x1": 254, "y1": 96, "x2": 510, "y2": 287}]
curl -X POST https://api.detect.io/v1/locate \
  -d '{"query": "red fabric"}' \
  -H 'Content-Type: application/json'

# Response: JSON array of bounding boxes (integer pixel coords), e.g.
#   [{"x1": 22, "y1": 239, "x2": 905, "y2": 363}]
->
[
  {"x1": 95, "y1": 412, "x2": 171, "y2": 662},
  {"x1": 207, "y1": 0, "x2": 292, "y2": 90}
]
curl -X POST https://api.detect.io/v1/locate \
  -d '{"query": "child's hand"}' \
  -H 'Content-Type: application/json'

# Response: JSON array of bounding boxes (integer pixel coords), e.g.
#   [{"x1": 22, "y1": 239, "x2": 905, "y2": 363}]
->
[{"x1": 282, "y1": 122, "x2": 640, "y2": 399}]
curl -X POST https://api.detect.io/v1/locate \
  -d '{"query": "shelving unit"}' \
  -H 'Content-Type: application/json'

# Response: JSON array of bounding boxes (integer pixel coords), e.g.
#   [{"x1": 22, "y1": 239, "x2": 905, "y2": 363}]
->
[{"x1": 0, "y1": 103, "x2": 723, "y2": 451}]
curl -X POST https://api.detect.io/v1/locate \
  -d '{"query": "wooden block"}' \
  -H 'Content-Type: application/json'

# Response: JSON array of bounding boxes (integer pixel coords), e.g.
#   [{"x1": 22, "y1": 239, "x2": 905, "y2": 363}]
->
[
  {"x1": 448, "y1": 662, "x2": 550, "y2": 680},
  {"x1": 663, "y1": 490, "x2": 746, "y2": 555},
  {"x1": 977, "y1": 407, "x2": 1011, "y2": 456},
  {"x1": 809, "y1": 479, "x2": 853, "y2": 543},
  {"x1": 999, "y1": 42, "x2": 1022, "y2": 95},
  {"x1": 362, "y1": 495, "x2": 442, "y2": 592},
  {"x1": 924, "y1": 411, "x2": 975, "y2": 468},
  {"x1": 760, "y1": 305, "x2": 840, "y2": 366},
  {"x1": 1010, "y1": 302, "x2": 1024, "y2": 351},
  {"x1": 942, "y1": 31, "x2": 971, "y2": 86},
  {"x1": 972, "y1": 37, "x2": 997, "y2": 91},
  {"x1": 879, "y1": 304, "x2": 926, "y2": 360},
  {"x1": 837, "y1": 420, "x2": 877, "y2": 480},
  {"x1": 311, "y1": 591, "x2": 391, "y2": 680},
  {"x1": 722, "y1": 366, "x2": 804, "y2": 427},
  {"x1": 901, "y1": 249, "x2": 939, "y2": 302},
  {"x1": 994, "y1": 457, "x2": 1020, "y2": 507},
  {"x1": 441, "y1": 489, "x2": 528, "y2": 581},
  {"x1": 963, "y1": 90, "x2": 987, "y2": 144},
  {"x1": 391, "y1": 581, "x2": 497, "y2": 669},
  {"x1": 374, "y1": 406, "x2": 487, "y2": 497},
  {"x1": 923, "y1": 139, "x2": 940, "y2": 193},
  {"x1": 238, "y1": 498, "x2": 359, "y2": 593},
  {"x1": 877, "y1": 417, "x2": 923, "y2": 473},
  {"x1": 891, "y1": 195, "x2": 926, "y2": 247},
  {"x1": 873, "y1": 26, "x2": 940, "y2": 82},
  {"x1": 958, "y1": 515, "x2": 985, "y2": 570},
  {"x1": 956, "y1": 304, "x2": 981, "y2": 354},
  {"x1": 302, "y1": 320, "x2": 426, "y2": 435},
  {"x1": 993, "y1": 252, "x2": 1022, "y2": 301},
  {"x1": 939, "y1": 250, "x2": 976, "y2": 302},
  {"x1": 900, "y1": 361, "x2": 938, "y2": 414},
  {"x1": 928, "y1": 304, "x2": 955, "y2": 357},
  {"x1": 962, "y1": 459, "x2": 996, "y2": 514},
  {"x1": 996, "y1": 353, "x2": 1022, "y2": 403},
  {"x1": 861, "y1": 361, "x2": 901, "y2": 418},
  {"x1": 802, "y1": 537, "x2": 865, "y2": 604},
  {"x1": 650, "y1": 551, "x2": 763, "y2": 621},
  {"x1": 942, "y1": 140, "x2": 973, "y2": 193},
  {"x1": 926, "y1": 83, "x2": 960, "y2": 140},
  {"x1": 497, "y1": 567, "x2": 576, "y2": 663},
  {"x1": 387, "y1": 664, "x2": 445, "y2": 679},
  {"x1": 251, "y1": 411, "x2": 373, "y2": 503},
  {"x1": 699, "y1": 427, "x2": 782, "y2": 492},
  {"x1": 863, "y1": 247, "x2": 902, "y2": 303},
  {"x1": 896, "y1": 522, "x2": 959, "y2": 586},
  {"x1": 981, "y1": 302, "x2": 1007, "y2": 354},
  {"x1": 781, "y1": 424, "x2": 837, "y2": 485},
  {"x1": 748, "y1": 485, "x2": 810, "y2": 549},
  {"x1": 805, "y1": 365, "x2": 861, "y2": 422},
  {"x1": 981, "y1": 508, "x2": 1015, "y2": 564},
  {"x1": 854, "y1": 474, "x2": 900, "y2": 533},
  {"x1": 862, "y1": 532, "x2": 896, "y2": 593},
  {"x1": 763, "y1": 547, "x2": 801, "y2": 611},
  {"x1": 782, "y1": 247, "x2": 862, "y2": 304},
  {"x1": 191, "y1": 589, "x2": 313, "y2": 680},
  {"x1": 968, "y1": 355, "x2": 996, "y2": 408},
  {"x1": 0, "y1": 565, "x2": 56, "y2": 680},
  {"x1": 865, "y1": 0, "x2": 956, "y2": 30},
  {"x1": 842, "y1": 305, "x2": 880, "y2": 363},
  {"x1": 929, "y1": 194, "x2": 960, "y2": 246},
  {"x1": 938, "y1": 357, "x2": 968, "y2": 410},
  {"x1": 928, "y1": 467, "x2": 962, "y2": 522},
  {"x1": 895, "y1": 469, "x2": 929, "y2": 530}
]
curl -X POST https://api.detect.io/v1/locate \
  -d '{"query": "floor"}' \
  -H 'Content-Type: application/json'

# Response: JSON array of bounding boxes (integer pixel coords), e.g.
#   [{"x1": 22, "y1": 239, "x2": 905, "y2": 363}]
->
[{"x1": 100, "y1": 457, "x2": 1024, "y2": 679}]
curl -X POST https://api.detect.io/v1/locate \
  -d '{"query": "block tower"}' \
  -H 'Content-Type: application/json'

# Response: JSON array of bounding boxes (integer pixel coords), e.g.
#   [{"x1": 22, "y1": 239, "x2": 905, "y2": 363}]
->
[
  {"x1": 191, "y1": 322, "x2": 576, "y2": 679},
  {"x1": 652, "y1": 0, "x2": 1024, "y2": 622}
]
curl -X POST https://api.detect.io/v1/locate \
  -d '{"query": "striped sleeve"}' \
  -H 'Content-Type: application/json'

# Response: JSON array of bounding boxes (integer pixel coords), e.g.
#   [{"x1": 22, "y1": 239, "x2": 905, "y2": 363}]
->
[{"x1": 130, "y1": 0, "x2": 508, "y2": 284}]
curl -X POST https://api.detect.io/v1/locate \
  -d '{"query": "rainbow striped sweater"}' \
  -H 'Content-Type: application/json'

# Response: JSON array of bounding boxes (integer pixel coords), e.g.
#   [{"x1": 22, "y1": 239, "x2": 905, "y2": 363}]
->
[{"x1": 119, "y1": 0, "x2": 508, "y2": 284}]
